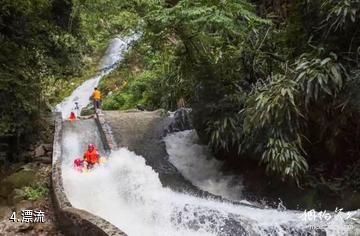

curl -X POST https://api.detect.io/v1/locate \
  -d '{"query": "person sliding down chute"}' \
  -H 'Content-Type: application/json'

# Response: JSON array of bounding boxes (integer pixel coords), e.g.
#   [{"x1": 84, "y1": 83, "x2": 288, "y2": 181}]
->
[
  {"x1": 73, "y1": 144, "x2": 107, "y2": 173},
  {"x1": 83, "y1": 144, "x2": 99, "y2": 169},
  {"x1": 73, "y1": 158, "x2": 84, "y2": 172},
  {"x1": 69, "y1": 111, "x2": 76, "y2": 121}
]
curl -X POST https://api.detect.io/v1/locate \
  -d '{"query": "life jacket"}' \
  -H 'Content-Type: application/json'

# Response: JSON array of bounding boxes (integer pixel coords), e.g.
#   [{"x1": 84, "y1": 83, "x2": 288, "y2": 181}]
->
[
  {"x1": 92, "y1": 90, "x2": 101, "y2": 100},
  {"x1": 84, "y1": 149, "x2": 99, "y2": 164},
  {"x1": 69, "y1": 112, "x2": 76, "y2": 121}
]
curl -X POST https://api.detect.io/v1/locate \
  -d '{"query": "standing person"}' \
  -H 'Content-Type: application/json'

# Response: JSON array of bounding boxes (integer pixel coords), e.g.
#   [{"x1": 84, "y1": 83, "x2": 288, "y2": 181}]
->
[
  {"x1": 92, "y1": 87, "x2": 101, "y2": 112},
  {"x1": 74, "y1": 102, "x2": 80, "y2": 117}
]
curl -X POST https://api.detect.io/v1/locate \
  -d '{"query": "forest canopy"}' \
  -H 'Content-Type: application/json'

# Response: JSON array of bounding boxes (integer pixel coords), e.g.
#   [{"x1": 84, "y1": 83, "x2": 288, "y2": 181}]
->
[
  {"x1": 99, "y1": 0, "x2": 360, "y2": 185},
  {"x1": 0, "y1": 0, "x2": 139, "y2": 138}
]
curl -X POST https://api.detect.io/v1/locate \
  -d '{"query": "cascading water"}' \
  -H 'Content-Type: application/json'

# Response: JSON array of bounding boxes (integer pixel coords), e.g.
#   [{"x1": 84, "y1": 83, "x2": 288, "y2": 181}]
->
[
  {"x1": 164, "y1": 130, "x2": 245, "y2": 202},
  {"x1": 55, "y1": 34, "x2": 139, "y2": 119},
  {"x1": 62, "y1": 145, "x2": 355, "y2": 236},
  {"x1": 57, "y1": 35, "x2": 358, "y2": 236}
]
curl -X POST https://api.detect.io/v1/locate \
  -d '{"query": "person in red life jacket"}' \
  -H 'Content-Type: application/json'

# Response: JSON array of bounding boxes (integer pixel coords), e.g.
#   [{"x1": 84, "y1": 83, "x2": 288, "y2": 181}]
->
[
  {"x1": 83, "y1": 144, "x2": 99, "y2": 169},
  {"x1": 73, "y1": 158, "x2": 83, "y2": 172},
  {"x1": 69, "y1": 111, "x2": 76, "y2": 121}
]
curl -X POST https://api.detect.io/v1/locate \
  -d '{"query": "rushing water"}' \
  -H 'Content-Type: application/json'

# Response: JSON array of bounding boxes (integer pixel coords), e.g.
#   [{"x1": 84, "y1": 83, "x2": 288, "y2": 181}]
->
[
  {"x1": 61, "y1": 130, "x2": 355, "y2": 236},
  {"x1": 164, "y1": 130, "x2": 245, "y2": 202},
  {"x1": 57, "y1": 35, "x2": 358, "y2": 236},
  {"x1": 55, "y1": 35, "x2": 139, "y2": 119}
]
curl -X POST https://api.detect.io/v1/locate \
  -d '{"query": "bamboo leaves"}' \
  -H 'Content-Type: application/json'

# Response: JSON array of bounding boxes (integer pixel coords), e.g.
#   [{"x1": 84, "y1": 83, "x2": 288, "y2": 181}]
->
[
  {"x1": 262, "y1": 137, "x2": 308, "y2": 181},
  {"x1": 295, "y1": 53, "x2": 347, "y2": 108}
]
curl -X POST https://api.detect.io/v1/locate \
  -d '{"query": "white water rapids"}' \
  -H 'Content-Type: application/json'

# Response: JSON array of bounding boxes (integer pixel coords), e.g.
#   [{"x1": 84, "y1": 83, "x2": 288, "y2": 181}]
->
[
  {"x1": 164, "y1": 130, "x2": 245, "y2": 202},
  {"x1": 57, "y1": 35, "x2": 358, "y2": 236}
]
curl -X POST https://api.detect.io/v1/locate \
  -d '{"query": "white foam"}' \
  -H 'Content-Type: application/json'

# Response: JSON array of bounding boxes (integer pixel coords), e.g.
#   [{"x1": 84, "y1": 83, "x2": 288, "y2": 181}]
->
[
  {"x1": 63, "y1": 149, "x2": 216, "y2": 236},
  {"x1": 164, "y1": 130, "x2": 244, "y2": 201},
  {"x1": 62, "y1": 147, "x2": 354, "y2": 236}
]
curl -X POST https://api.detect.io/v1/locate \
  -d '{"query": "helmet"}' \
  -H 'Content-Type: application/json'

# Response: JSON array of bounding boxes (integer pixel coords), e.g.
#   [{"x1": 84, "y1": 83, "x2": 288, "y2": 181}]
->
[
  {"x1": 74, "y1": 158, "x2": 82, "y2": 166},
  {"x1": 88, "y1": 144, "x2": 95, "y2": 150}
]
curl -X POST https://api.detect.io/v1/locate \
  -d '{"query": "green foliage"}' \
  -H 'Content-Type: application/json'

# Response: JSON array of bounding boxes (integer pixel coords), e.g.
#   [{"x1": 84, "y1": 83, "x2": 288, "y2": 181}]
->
[
  {"x1": 73, "y1": 0, "x2": 143, "y2": 49},
  {"x1": 262, "y1": 137, "x2": 308, "y2": 180},
  {"x1": 244, "y1": 74, "x2": 300, "y2": 132},
  {"x1": 243, "y1": 50, "x2": 351, "y2": 181},
  {"x1": 240, "y1": 0, "x2": 359, "y2": 181},
  {"x1": 320, "y1": 0, "x2": 360, "y2": 33},
  {"x1": 3, "y1": 0, "x2": 358, "y2": 184},
  {"x1": 206, "y1": 114, "x2": 243, "y2": 152},
  {"x1": 77, "y1": 0, "x2": 360, "y2": 183},
  {"x1": 243, "y1": 74, "x2": 305, "y2": 181},
  {"x1": 294, "y1": 52, "x2": 347, "y2": 107},
  {"x1": 103, "y1": 71, "x2": 158, "y2": 110},
  {"x1": 21, "y1": 184, "x2": 49, "y2": 201},
  {"x1": 0, "y1": 0, "x2": 142, "y2": 140},
  {"x1": 100, "y1": 32, "x2": 194, "y2": 111},
  {"x1": 100, "y1": 0, "x2": 360, "y2": 183},
  {"x1": 0, "y1": 0, "x2": 86, "y2": 137}
]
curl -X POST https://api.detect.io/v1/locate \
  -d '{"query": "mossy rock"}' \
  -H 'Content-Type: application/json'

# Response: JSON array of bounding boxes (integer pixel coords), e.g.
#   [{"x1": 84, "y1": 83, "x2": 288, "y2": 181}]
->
[
  {"x1": 0, "y1": 182, "x2": 13, "y2": 198},
  {"x1": 7, "y1": 189, "x2": 25, "y2": 205},
  {"x1": 80, "y1": 104, "x2": 95, "y2": 116},
  {"x1": 0, "y1": 205, "x2": 12, "y2": 220},
  {"x1": 15, "y1": 200, "x2": 33, "y2": 212},
  {"x1": 0, "y1": 197, "x2": 7, "y2": 206},
  {"x1": 2, "y1": 169, "x2": 36, "y2": 189}
]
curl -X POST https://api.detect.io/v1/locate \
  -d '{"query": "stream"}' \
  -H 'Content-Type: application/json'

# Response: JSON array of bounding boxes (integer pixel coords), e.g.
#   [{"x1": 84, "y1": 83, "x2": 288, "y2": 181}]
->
[{"x1": 57, "y1": 35, "x2": 358, "y2": 236}]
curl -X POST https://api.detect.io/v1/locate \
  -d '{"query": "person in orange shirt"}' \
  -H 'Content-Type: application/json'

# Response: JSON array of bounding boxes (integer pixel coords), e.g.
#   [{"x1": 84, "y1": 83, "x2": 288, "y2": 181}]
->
[
  {"x1": 92, "y1": 87, "x2": 101, "y2": 111},
  {"x1": 83, "y1": 144, "x2": 100, "y2": 169}
]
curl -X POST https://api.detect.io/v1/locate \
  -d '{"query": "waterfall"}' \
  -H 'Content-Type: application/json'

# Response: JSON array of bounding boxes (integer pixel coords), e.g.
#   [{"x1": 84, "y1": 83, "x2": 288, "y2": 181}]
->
[{"x1": 56, "y1": 35, "x2": 358, "y2": 236}]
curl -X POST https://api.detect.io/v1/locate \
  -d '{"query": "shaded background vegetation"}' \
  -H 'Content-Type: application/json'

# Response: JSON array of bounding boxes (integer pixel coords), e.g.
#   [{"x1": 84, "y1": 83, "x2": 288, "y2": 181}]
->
[
  {"x1": 0, "y1": 0, "x2": 140, "y2": 161},
  {"x1": 98, "y1": 0, "x2": 360, "y2": 208}
]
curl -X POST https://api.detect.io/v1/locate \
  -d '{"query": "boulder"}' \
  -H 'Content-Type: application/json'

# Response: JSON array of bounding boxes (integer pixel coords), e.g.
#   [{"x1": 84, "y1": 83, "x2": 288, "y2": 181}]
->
[
  {"x1": 2, "y1": 169, "x2": 36, "y2": 189},
  {"x1": 17, "y1": 222, "x2": 34, "y2": 232},
  {"x1": 15, "y1": 200, "x2": 33, "y2": 213},
  {"x1": 0, "y1": 206, "x2": 12, "y2": 220},
  {"x1": 0, "y1": 197, "x2": 7, "y2": 206},
  {"x1": 34, "y1": 145, "x2": 46, "y2": 158},
  {"x1": 167, "y1": 108, "x2": 193, "y2": 133},
  {"x1": 42, "y1": 144, "x2": 52, "y2": 152},
  {"x1": 33, "y1": 156, "x2": 51, "y2": 164},
  {"x1": 0, "y1": 182, "x2": 13, "y2": 198},
  {"x1": 34, "y1": 223, "x2": 54, "y2": 233},
  {"x1": 7, "y1": 188, "x2": 25, "y2": 205},
  {"x1": 19, "y1": 151, "x2": 34, "y2": 162}
]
